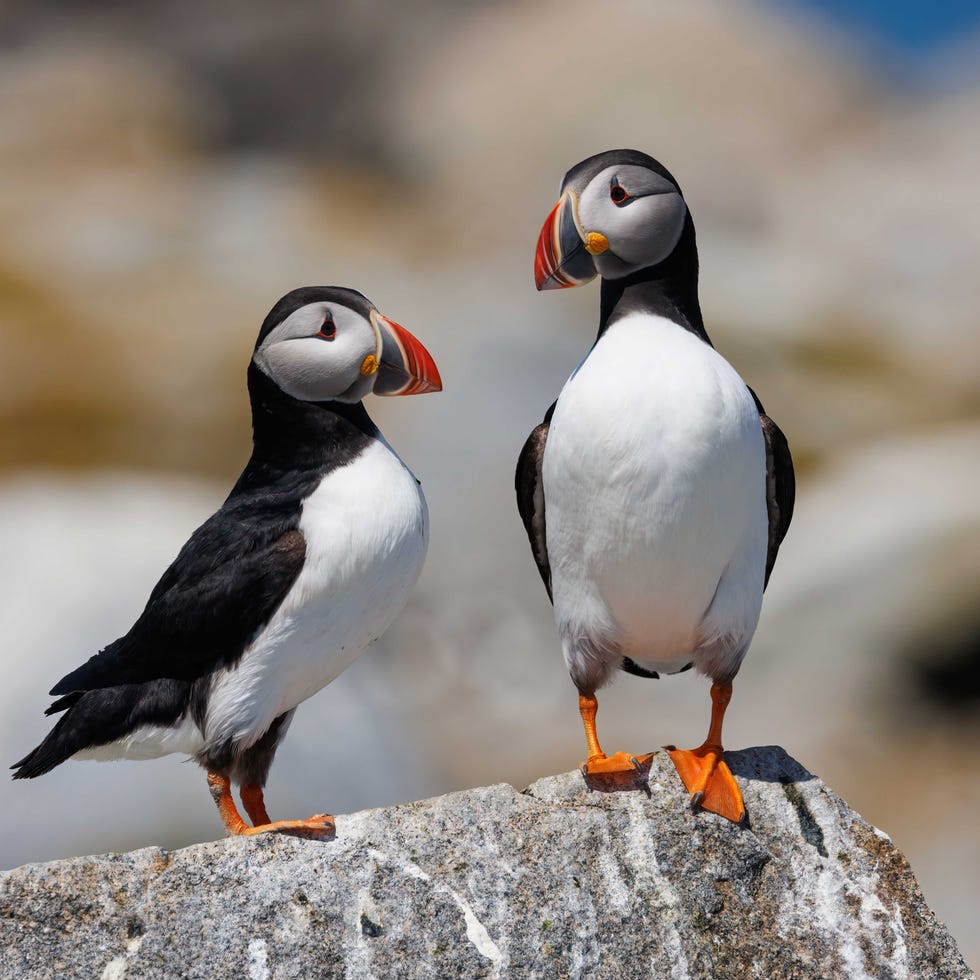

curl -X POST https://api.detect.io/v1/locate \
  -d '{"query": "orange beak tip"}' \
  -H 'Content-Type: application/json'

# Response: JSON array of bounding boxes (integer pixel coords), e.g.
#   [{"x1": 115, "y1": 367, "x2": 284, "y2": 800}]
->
[{"x1": 374, "y1": 312, "x2": 443, "y2": 396}]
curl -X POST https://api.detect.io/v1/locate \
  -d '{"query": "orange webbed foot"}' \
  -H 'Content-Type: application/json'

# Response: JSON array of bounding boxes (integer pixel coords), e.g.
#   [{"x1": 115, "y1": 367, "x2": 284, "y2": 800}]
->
[
  {"x1": 240, "y1": 814, "x2": 336, "y2": 840},
  {"x1": 581, "y1": 750, "x2": 654, "y2": 777},
  {"x1": 580, "y1": 751, "x2": 655, "y2": 790},
  {"x1": 666, "y1": 744, "x2": 745, "y2": 823}
]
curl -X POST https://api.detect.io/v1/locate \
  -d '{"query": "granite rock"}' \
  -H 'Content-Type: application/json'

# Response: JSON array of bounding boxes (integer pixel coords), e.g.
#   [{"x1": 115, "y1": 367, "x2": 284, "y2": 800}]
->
[{"x1": 0, "y1": 747, "x2": 971, "y2": 979}]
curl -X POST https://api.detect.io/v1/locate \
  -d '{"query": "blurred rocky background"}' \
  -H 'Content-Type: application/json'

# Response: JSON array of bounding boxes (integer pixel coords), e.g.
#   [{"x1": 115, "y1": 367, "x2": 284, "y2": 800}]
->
[{"x1": 1, "y1": 0, "x2": 977, "y2": 969}]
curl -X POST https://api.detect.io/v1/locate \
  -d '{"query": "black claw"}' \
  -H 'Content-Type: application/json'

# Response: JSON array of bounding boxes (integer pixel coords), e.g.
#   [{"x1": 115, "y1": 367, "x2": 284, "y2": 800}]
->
[
  {"x1": 630, "y1": 756, "x2": 642, "y2": 773},
  {"x1": 691, "y1": 791, "x2": 704, "y2": 810}
]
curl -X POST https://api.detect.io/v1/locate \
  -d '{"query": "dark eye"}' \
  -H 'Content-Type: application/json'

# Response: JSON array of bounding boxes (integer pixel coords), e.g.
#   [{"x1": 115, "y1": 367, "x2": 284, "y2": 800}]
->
[
  {"x1": 610, "y1": 183, "x2": 629, "y2": 205},
  {"x1": 317, "y1": 316, "x2": 336, "y2": 340}
]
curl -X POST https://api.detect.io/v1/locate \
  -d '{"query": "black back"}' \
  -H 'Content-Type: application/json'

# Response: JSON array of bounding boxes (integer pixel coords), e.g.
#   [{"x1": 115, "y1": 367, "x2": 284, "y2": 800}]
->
[{"x1": 50, "y1": 366, "x2": 378, "y2": 695}]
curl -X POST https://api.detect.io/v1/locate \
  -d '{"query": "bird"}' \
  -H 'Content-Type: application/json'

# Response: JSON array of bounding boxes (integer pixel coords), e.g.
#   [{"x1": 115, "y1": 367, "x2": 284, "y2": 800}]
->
[
  {"x1": 12, "y1": 286, "x2": 442, "y2": 839},
  {"x1": 517, "y1": 150, "x2": 794, "y2": 822}
]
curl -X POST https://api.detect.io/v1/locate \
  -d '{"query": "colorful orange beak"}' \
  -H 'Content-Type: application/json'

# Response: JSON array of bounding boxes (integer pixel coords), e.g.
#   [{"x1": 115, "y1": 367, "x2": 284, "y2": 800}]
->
[
  {"x1": 372, "y1": 313, "x2": 443, "y2": 396},
  {"x1": 533, "y1": 191, "x2": 598, "y2": 291}
]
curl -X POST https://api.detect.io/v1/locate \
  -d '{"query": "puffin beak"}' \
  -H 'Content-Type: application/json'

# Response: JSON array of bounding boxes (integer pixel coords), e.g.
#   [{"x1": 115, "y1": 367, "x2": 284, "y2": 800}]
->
[
  {"x1": 371, "y1": 312, "x2": 443, "y2": 396},
  {"x1": 533, "y1": 190, "x2": 598, "y2": 291}
]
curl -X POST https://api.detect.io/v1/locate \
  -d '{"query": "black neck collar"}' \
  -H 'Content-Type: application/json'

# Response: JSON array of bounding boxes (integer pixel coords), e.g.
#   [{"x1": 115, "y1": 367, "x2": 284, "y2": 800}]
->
[
  {"x1": 245, "y1": 363, "x2": 377, "y2": 471},
  {"x1": 597, "y1": 212, "x2": 711, "y2": 346}
]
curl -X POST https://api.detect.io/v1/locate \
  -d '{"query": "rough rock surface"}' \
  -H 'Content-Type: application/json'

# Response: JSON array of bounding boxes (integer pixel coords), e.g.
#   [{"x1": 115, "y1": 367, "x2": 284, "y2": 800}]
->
[{"x1": 0, "y1": 747, "x2": 971, "y2": 979}]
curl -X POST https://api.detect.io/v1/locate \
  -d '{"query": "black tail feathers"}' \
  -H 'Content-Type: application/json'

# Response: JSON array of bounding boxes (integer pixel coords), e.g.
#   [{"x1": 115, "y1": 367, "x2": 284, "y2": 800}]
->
[
  {"x1": 12, "y1": 680, "x2": 191, "y2": 780},
  {"x1": 11, "y1": 712, "x2": 80, "y2": 779}
]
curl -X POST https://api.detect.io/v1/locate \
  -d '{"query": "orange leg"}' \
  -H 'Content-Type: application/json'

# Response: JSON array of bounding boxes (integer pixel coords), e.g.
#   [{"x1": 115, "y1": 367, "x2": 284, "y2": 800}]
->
[
  {"x1": 240, "y1": 784, "x2": 272, "y2": 826},
  {"x1": 666, "y1": 681, "x2": 745, "y2": 823},
  {"x1": 207, "y1": 773, "x2": 335, "y2": 839},
  {"x1": 578, "y1": 693, "x2": 653, "y2": 777}
]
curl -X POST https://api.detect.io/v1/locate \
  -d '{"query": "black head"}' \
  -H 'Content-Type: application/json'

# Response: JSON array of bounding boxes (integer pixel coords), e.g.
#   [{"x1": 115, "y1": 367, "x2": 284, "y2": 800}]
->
[
  {"x1": 534, "y1": 149, "x2": 689, "y2": 290},
  {"x1": 251, "y1": 286, "x2": 441, "y2": 404}
]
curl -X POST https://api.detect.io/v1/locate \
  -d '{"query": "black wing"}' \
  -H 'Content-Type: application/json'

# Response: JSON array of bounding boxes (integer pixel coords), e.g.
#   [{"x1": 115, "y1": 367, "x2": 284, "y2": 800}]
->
[
  {"x1": 50, "y1": 507, "x2": 307, "y2": 695},
  {"x1": 748, "y1": 387, "x2": 795, "y2": 588},
  {"x1": 515, "y1": 401, "x2": 556, "y2": 601}
]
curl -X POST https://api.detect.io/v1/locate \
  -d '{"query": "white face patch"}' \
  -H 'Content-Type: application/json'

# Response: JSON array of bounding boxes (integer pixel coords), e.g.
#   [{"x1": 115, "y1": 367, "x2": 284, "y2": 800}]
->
[
  {"x1": 576, "y1": 164, "x2": 687, "y2": 278},
  {"x1": 253, "y1": 301, "x2": 380, "y2": 402}
]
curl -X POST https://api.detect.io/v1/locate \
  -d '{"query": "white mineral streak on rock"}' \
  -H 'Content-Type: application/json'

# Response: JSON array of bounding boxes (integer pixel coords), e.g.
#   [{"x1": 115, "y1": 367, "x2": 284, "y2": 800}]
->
[
  {"x1": 817, "y1": 871, "x2": 873, "y2": 979},
  {"x1": 664, "y1": 930, "x2": 694, "y2": 980},
  {"x1": 863, "y1": 890, "x2": 910, "y2": 979},
  {"x1": 100, "y1": 957, "x2": 128, "y2": 980},
  {"x1": 626, "y1": 796, "x2": 692, "y2": 980},
  {"x1": 366, "y1": 847, "x2": 504, "y2": 974},
  {"x1": 770, "y1": 777, "x2": 866, "y2": 975},
  {"x1": 246, "y1": 938, "x2": 269, "y2": 980},
  {"x1": 566, "y1": 850, "x2": 601, "y2": 980},
  {"x1": 459, "y1": 902, "x2": 504, "y2": 972},
  {"x1": 100, "y1": 932, "x2": 142, "y2": 980},
  {"x1": 768, "y1": 773, "x2": 915, "y2": 980},
  {"x1": 468, "y1": 794, "x2": 516, "y2": 966},
  {"x1": 341, "y1": 882, "x2": 380, "y2": 980},
  {"x1": 598, "y1": 851, "x2": 631, "y2": 915}
]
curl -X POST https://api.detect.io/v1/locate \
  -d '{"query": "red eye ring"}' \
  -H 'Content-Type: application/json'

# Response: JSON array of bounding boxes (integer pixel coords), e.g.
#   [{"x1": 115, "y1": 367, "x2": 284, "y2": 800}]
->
[
  {"x1": 610, "y1": 184, "x2": 629, "y2": 205},
  {"x1": 317, "y1": 317, "x2": 336, "y2": 340}
]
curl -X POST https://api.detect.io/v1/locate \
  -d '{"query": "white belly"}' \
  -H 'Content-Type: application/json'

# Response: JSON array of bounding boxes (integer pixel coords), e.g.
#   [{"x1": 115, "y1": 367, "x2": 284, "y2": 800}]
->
[
  {"x1": 201, "y1": 436, "x2": 428, "y2": 752},
  {"x1": 543, "y1": 313, "x2": 767, "y2": 684}
]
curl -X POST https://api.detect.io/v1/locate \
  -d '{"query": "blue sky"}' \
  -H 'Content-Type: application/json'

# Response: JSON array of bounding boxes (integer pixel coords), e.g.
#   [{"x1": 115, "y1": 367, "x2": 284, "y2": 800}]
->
[{"x1": 792, "y1": 0, "x2": 980, "y2": 53}]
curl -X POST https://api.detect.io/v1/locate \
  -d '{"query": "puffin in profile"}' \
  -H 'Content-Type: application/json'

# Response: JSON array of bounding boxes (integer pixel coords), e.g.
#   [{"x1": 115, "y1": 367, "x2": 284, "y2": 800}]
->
[
  {"x1": 13, "y1": 286, "x2": 442, "y2": 839},
  {"x1": 517, "y1": 150, "x2": 794, "y2": 822}
]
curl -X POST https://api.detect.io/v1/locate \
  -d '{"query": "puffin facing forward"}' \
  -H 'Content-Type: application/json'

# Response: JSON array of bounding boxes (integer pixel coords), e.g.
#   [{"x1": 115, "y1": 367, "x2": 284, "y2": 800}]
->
[
  {"x1": 517, "y1": 150, "x2": 794, "y2": 822},
  {"x1": 13, "y1": 286, "x2": 441, "y2": 839}
]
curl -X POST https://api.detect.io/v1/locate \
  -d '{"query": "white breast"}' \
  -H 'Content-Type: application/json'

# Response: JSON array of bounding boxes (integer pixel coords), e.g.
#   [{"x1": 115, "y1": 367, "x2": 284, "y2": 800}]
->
[
  {"x1": 203, "y1": 436, "x2": 428, "y2": 752},
  {"x1": 543, "y1": 312, "x2": 767, "y2": 682}
]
